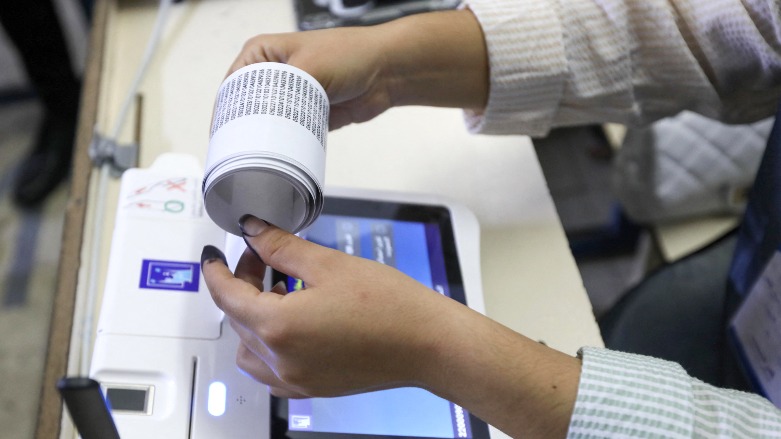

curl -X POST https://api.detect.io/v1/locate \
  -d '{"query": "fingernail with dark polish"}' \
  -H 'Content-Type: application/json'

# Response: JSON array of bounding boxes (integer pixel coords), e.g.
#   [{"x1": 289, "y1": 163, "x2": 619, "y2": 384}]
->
[
  {"x1": 201, "y1": 245, "x2": 228, "y2": 267},
  {"x1": 242, "y1": 235, "x2": 264, "y2": 263},
  {"x1": 238, "y1": 214, "x2": 268, "y2": 237}
]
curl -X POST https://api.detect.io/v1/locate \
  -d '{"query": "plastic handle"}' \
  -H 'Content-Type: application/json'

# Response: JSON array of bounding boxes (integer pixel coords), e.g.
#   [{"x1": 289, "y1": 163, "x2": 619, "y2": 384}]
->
[{"x1": 57, "y1": 377, "x2": 121, "y2": 439}]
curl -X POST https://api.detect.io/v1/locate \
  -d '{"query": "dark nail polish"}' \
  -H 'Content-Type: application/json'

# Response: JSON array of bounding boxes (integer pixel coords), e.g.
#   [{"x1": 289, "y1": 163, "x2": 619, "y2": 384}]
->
[
  {"x1": 242, "y1": 235, "x2": 264, "y2": 263},
  {"x1": 201, "y1": 245, "x2": 227, "y2": 268},
  {"x1": 238, "y1": 214, "x2": 253, "y2": 236}
]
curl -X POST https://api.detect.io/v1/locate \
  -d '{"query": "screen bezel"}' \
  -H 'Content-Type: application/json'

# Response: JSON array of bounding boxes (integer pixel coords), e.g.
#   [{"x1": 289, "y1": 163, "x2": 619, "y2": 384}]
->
[
  {"x1": 270, "y1": 196, "x2": 491, "y2": 439},
  {"x1": 293, "y1": 0, "x2": 460, "y2": 31}
]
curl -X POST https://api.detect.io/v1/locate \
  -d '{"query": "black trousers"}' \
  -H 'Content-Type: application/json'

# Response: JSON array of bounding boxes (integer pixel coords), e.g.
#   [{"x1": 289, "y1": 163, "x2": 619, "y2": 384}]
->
[
  {"x1": 599, "y1": 231, "x2": 751, "y2": 391},
  {"x1": 0, "y1": 0, "x2": 80, "y2": 115}
]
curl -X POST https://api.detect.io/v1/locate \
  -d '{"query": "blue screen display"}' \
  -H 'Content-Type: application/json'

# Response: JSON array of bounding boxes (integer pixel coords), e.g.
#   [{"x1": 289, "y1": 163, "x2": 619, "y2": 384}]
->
[{"x1": 283, "y1": 213, "x2": 474, "y2": 438}]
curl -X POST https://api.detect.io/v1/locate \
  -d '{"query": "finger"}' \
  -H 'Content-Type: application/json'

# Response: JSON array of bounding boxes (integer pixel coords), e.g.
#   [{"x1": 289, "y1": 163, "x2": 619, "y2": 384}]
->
[
  {"x1": 226, "y1": 50, "x2": 262, "y2": 78},
  {"x1": 270, "y1": 280, "x2": 288, "y2": 295},
  {"x1": 229, "y1": 319, "x2": 271, "y2": 360},
  {"x1": 227, "y1": 53, "x2": 269, "y2": 78},
  {"x1": 236, "y1": 346, "x2": 308, "y2": 398},
  {"x1": 238, "y1": 215, "x2": 342, "y2": 284},
  {"x1": 234, "y1": 246, "x2": 266, "y2": 291},
  {"x1": 236, "y1": 343, "x2": 286, "y2": 388},
  {"x1": 268, "y1": 386, "x2": 308, "y2": 399},
  {"x1": 226, "y1": 54, "x2": 264, "y2": 78},
  {"x1": 329, "y1": 106, "x2": 352, "y2": 131},
  {"x1": 235, "y1": 344, "x2": 308, "y2": 400},
  {"x1": 201, "y1": 245, "x2": 281, "y2": 327},
  {"x1": 226, "y1": 37, "x2": 269, "y2": 77},
  {"x1": 226, "y1": 34, "x2": 292, "y2": 78}
]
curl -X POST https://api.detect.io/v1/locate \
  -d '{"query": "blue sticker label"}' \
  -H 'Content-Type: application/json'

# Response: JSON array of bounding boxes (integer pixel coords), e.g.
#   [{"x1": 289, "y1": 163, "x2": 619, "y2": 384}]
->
[{"x1": 139, "y1": 259, "x2": 200, "y2": 292}]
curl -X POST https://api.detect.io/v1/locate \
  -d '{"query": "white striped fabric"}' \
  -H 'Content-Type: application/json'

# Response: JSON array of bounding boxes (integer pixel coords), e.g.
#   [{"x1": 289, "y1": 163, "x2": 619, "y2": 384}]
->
[
  {"x1": 458, "y1": 1, "x2": 781, "y2": 435},
  {"x1": 463, "y1": 0, "x2": 781, "y2": 137},
  {"x1": 463, "y1": 0, "x2": 567, "y2": 136},
  {"x1": 569, "y1": 347, "x2": 781, "y2": 438}
]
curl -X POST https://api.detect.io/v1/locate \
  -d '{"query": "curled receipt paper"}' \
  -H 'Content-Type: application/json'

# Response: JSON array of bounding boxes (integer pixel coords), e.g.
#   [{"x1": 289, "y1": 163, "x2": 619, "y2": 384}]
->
[{"x1": 203, "y1": 62, "x2": 329, "y2": 235}]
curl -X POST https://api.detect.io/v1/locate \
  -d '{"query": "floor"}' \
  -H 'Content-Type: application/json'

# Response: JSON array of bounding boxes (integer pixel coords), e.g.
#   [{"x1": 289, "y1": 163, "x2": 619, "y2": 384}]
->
[
  {"x1": 0, "y1": 5, "x2": 649, "y2": 439},
  {"x1": 0, "y1": 1, "x2": 85, "y2": 437},
  {"x1": 0, "y1": 100, "x2": 68, "y2": 439},
  {"x1": 533, "y1": 126, "x2": 653, "y2": 317}
]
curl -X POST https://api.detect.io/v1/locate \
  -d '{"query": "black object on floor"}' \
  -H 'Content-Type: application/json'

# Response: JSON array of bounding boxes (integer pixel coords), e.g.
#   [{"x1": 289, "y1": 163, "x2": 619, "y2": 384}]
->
[{"x1": 12, "y1": 110, "x2": 77, "y2": 207}]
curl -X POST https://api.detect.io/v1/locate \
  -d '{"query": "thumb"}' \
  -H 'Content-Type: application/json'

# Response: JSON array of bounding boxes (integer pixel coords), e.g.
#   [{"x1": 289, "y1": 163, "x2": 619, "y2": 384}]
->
[
  {"x1": 238, "y1": 215, "x2": 339, "y2": 284},
  {"x1": 201, "y1": 245, "x2": 280, "y2": 326},
  {"x1": 226, "y1": 34, "x2": 294, "y2": 78}
]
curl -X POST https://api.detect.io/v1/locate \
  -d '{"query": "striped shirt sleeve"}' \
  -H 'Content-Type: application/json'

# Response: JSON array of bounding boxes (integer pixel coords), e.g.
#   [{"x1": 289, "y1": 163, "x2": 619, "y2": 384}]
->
[
  {"x1": 568, "y1": 347, "x2": 781, "y2": 438},
  {"x1": 463, "y1": 0, "x2": 781, "y2": 137}
]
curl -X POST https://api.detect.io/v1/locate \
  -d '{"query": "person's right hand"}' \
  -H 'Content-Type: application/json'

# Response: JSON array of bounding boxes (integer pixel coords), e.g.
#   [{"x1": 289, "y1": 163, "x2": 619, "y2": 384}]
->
[
  {"x1": 226, "y1": 9, "x2": 489, "y2": 130},
  {"x1": 228, "y1": 26, "x2": 394, "y2": 130}
]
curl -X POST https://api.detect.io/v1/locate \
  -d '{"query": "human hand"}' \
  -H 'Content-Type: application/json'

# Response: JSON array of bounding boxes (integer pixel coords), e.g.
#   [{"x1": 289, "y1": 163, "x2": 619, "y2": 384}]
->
[
  {"x1": 228, "y1": 26, "x2": 393, "y2": 130},
  {"x1": 227, "y1": 9, "x2": 488, "y2": 130},
  {"x1": 202, "y1": 215, "x2": 582, "y2": 438},
  {"x1": 201, "y1": 216, "x2": 464, "y2": 398}
]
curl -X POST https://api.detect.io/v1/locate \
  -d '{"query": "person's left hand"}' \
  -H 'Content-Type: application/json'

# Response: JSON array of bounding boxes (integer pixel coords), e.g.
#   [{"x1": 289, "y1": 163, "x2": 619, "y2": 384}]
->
[
  {"x1": 202, "y1": 216, "x2": 582, "y2": 439},
  {"x1": 201, "y1": 216, "x2": 466, "y2": 398}
]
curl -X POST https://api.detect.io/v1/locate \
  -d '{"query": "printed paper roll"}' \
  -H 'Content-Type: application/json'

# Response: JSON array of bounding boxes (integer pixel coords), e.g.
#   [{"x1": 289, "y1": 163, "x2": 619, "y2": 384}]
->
[{"x1": 203, "y1": 62, "x2": 329, "y2": 235}]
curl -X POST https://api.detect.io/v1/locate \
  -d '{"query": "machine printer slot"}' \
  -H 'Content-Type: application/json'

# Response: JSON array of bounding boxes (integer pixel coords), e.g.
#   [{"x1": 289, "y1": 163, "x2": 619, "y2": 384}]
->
[
  {"x1": 105, "y1": 384, "x2": 155, "y2": 415},
  {"x1": 188, "y1": 356, "x2": 198, "y2": 439}
]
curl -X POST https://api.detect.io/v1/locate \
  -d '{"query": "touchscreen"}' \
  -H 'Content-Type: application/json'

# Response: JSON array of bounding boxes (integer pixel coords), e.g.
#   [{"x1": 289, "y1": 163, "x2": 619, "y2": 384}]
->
[{"x1": 272, "y1": 197, "x2": 489, "y2": 439}]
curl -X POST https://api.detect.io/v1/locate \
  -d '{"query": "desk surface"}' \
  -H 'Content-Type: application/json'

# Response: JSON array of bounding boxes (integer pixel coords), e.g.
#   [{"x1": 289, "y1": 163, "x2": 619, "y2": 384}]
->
[
  {"x1": 654, "y1": 216, "x2": 739, "y2": 262},
  {"x1": 38, "y1": 0, "x2": 603, "y2": 437}
]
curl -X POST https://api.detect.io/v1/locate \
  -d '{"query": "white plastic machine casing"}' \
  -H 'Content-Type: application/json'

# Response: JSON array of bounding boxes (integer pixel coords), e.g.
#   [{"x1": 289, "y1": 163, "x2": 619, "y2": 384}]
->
[
  {"x1": 89, "y1": 153, "x2": 268, "y2": 438},
  {"x1": 89, "y1": 153, "x2": 487, "y2": 438}
]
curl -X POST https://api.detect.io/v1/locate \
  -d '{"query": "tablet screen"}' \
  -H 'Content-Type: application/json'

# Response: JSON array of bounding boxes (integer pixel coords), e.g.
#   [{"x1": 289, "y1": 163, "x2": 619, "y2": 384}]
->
[{"x1": 271, "y1": 197, "x2": 490, "y2": 439}]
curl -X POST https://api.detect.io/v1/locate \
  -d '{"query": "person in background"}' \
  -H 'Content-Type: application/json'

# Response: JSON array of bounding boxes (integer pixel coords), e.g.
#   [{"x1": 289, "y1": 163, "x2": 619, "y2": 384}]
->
[
  {"x1": 0, "y1": 0, "x2": 84, "y2": 207},
  {"x1": 203, "y1": 1, "x2": 781, "y2": 437}
]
